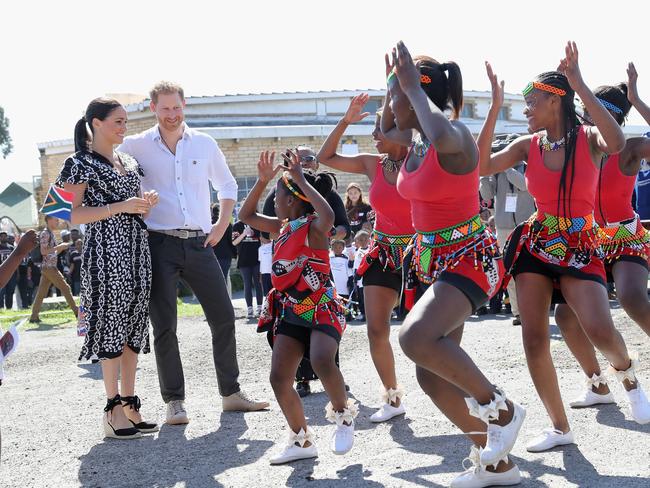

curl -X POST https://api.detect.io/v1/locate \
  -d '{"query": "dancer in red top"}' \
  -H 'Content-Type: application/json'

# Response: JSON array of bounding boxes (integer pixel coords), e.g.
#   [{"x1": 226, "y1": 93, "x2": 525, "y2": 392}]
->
[
  {"x1": 318, "y1": 94, "x2": 412, "y2": 423},
  {"x1": 238, "y1": 150, "x2": 356, "y2": 465},
  {"x1": 479, "y1": 43, "x2": 650, "y2": 457},
  {"x1": 384, "y1": 41, "x2": 524, "y2": 488},
  {"x1": 554, "y1": 64, "x2": 650, "y2": 416}
]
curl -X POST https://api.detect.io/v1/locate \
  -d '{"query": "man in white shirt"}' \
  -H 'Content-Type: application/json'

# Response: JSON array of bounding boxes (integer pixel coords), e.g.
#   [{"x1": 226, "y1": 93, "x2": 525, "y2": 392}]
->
[{"x1": 119, "y1": 82, "x2": 268, "y2": 423}]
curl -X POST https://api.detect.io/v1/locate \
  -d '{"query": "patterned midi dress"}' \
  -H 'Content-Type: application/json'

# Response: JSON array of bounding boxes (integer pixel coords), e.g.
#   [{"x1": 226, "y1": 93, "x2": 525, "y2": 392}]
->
[{"x1": 56, "y1": 150, "x2": 151, "y2": 361}]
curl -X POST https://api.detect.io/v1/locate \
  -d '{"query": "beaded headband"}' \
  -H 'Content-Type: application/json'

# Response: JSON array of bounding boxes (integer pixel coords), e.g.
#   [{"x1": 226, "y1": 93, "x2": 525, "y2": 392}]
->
[
  {"x1": 597, "y1": 97, "x2": 623, "y2": 115},
  {"x1": 522, "y1": 81, "x2": 567, "y2": 97},
  {"x1": 282, "y1": 174, "x2": 309, "y2": 202},
  {"x1": 386, "y1": 70, "x2": 433, "y2": 85}
]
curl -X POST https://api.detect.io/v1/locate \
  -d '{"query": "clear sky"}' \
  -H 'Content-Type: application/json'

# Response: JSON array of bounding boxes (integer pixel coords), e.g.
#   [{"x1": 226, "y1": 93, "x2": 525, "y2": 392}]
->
[{"x1": 2, "y1": 0, "x2": 650, "y2": 191}]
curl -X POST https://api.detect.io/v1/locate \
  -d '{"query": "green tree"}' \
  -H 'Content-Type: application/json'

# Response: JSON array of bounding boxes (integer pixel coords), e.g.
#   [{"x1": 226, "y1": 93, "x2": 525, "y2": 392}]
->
[{"x1": 0, "y1": 106, "x2": 13, "y2": 158}]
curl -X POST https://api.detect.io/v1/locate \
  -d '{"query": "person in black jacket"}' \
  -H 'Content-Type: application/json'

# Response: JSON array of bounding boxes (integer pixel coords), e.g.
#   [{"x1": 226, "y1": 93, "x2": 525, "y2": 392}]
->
[{"x1": 211, "y1": 204, "x2": 237, "y2": 285}]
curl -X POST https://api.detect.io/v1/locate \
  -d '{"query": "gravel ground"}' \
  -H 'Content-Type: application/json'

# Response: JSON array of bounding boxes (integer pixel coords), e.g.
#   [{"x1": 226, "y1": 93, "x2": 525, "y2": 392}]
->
[{"x1": 1, "y1": 299, "x2": 648, "y2": 488}]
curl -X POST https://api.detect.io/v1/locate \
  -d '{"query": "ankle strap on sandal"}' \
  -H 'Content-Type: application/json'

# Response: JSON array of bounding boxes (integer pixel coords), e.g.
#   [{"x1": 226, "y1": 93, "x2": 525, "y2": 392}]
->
[
  {"x1": 104, "y1": 394, "x2": 122, "y2": 412},
  {"x1": 121, "y1": 395, "x2": 141, "y2": 412}
]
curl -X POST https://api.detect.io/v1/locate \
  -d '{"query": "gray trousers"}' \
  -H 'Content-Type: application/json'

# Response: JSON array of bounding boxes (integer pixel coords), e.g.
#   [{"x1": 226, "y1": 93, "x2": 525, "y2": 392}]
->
[{"x1": 148, "y1": 232, "x2": 240, "y2": 402}]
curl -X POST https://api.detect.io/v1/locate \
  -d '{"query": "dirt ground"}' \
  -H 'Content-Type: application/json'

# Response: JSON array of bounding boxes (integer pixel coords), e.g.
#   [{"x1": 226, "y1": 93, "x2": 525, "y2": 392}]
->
[{"x1": 1, "y1": 300, "x2": 648, "y2": 487}]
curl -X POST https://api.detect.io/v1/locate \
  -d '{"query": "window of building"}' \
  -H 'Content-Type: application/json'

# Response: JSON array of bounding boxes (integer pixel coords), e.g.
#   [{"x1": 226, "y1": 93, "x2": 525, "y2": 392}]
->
[
  {"x1": 497, "y1": 106, "x2": 509, "y2": 120},
  {"x1": 362, "y1": 99, "x2": 380, "y2": 115},
  {"x1": 461, "y1": 103, "x2": 474, "y2": 118},
  {"x1": 236, "y1": 176, "x2": 258, "y2": 203}
]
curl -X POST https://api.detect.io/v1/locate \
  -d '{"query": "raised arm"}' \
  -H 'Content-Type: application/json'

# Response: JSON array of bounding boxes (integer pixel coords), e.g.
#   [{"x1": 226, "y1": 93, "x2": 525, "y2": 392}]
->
[
  {"x1": 392, "y1": 41, "x2": 464, "y2": 155},
  {"x1": 381, "y1": 53, "x2": 413, "y2": 147},
  {"x1": 477, "y1": 62, "x2": 531, "y2": 175},
  {"x1": 317, "y1": 94, "x2": 378, "y2": 177},
  {"x1": 237, "y1": 151, "x2": 283, "y2": 235},
  {"x1": 0, "y1": 231, "x2": 37, "y2": 288},
  {"x1": 559, "y1": 41, "x2": 625, "y2": 154},
  {"x1": 628, "y1": 62, "x2": 650, "y2": 126}
]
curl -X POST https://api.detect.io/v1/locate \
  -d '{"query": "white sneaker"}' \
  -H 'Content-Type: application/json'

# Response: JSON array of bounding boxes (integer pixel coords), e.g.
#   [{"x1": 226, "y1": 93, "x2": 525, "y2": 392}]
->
[
  {"x1": 569, "y1": 389, "x2": 615, "y2": 408},
  {"x1": 165, "y1": 400, "x2": 189, "y2": 425},
  {"x1": 626, "y1": 385, "x2": 650, "y2": 424},
  {"x1": 370, "y1": 403, "x2": 406, "y2": 423},
  {"x1": 481, "y1": 402, "x2": 526, "y2": 467},
  {"x1": 526, "y1": 428, "x2": 575, "y2": 452},
  {"x1": 451, "y1": 445, "x2": 520, "y2": 488},
  {"x1": 269, "y1": 428, "x2": 318, "y2": 465},
  {"x1": 247, "y1": 306, "x2": 254, "y2": 319},
  {"x1": 331, "y1": 421, "x2": 354, "y2": 455},
  {"x1": 325, "y1": 400, "x2": 358, "y2": 455}
]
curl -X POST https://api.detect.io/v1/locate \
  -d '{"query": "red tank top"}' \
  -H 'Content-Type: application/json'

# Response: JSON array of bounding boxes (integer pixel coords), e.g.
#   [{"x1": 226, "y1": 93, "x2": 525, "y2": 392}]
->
[
  {"x1": 594, "y1": 154, "x2": 636, "y2": 225},
  {"x1": 368, "y1": 158, "x2": 414, "y2": 235},
  {"x1": 526, "y1": 126, "x2": 597, "y2": 217},
  {"x1": 397, "y1": 145, "x2": 479, "y2": 230}
]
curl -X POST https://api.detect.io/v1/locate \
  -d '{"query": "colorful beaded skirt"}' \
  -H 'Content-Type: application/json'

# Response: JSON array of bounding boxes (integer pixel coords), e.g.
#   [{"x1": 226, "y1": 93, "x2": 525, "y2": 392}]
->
[
  {"x1": 357, "y1": 230, "x2": 412, "y2": 276},
  {"x1": 600, "y1": 214, "x2": 650, "y2": 267},
  {"x1": 404, "y1": 214, "x2": 504, "y2": 310},
  {"x1": 503, "y1": 212, "x2": 606, "y2": 287}
]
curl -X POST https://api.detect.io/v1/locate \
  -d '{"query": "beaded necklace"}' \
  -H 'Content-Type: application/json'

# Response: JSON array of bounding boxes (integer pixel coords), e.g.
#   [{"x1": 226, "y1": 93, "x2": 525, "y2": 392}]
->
[
  {"x1": 381, "y1": 154, "x2": 405, "y2": 172},
  {"x1": 539, "y1": 134, "x2": 566, "y2": 152},
  {"x1": 412, "y1": 134, "x2": 431, "y2": 158}
]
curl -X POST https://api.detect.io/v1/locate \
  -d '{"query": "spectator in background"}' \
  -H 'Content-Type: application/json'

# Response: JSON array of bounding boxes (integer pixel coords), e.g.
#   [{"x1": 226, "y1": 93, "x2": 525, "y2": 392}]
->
[
  {"x1": 57, "y1": 229, "x2": 72, "y2": 288},
  {"x1": 352, "y1": 230, "x2": 370, "y2": 321},
  {"x1": 345, "y1": 183, "x2": 373, "y2": 236},
  {"x1": 70, "y1": 228, "x2": 82, "y2": 243},
  {"x1": 330, "y1": 239, "x2": 353, "y2": 300},
  {"x1": 16, "y1": 237, "x2": 33, "y2": 309},
  {"x1": 479, "y1": 133, "x2": 536, "y2": 326},
  {"x1": 30, "y1": 217, "x2": 78, "y2": 322},
  {"x1": 0, "y1": 232, "x2": 17, "y2": 309},
  {"x1": 211, "y1": 204, "x2": 236, "y2": 287},
  {"x1": 258, "y1": 236, "x2": 273, "y2": 295},
  {"x1": 68, "y1": 239, "x2": 83, "y2": 296},
  {"x1": 232, "y1": 220, "x2": 263, "y2": 319}
]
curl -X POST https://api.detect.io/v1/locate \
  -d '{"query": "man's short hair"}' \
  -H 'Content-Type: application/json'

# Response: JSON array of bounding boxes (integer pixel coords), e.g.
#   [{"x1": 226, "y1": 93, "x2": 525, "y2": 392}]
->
[{"x1": 150, "y1": 81, "x2": 185, "y2": 104}]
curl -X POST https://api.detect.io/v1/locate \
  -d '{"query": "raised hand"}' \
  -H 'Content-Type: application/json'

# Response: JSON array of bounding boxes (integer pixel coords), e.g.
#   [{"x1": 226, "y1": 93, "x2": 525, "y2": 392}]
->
[
  {"x1": 257, "y1": 150, "x2": 281, "y2": 183},
  {"x1": 392, "y1": 40, "x2": 421, "y2": 94},
  {"x1": 559, "y1": 41, "x2": 585, "y2": 92},
  {"x1": 385, "y1": 52, "x2": 394, "y2": 78},
  {"x1": 627, "y1": 62, "x2": 639, "y2": 104},
  {"x1": 282, "y1": 148, "x2": 307, "y2": 184},
  {"x1": 343, "y1": 93, "x2": 371, "y2": 124},
  {"x1": 485, "y1": 61, "x2": 504, "y2": 109}
]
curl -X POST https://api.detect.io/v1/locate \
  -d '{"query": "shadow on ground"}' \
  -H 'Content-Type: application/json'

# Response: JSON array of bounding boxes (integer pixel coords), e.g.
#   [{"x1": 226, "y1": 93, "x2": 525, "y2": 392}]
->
[{"x1": 78, "y1": 412, "x2": 273, "y2": 488}]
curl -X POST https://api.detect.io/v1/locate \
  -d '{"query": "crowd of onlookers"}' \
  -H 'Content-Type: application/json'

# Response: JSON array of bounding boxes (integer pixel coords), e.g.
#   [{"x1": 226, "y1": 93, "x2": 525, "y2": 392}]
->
[{"x1": 0, "y1": 223, "x2": 84, "y2": 311}]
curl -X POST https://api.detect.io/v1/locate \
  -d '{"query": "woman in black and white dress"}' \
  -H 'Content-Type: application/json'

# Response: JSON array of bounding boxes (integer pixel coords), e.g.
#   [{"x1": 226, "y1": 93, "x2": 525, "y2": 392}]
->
[{"x1": 57, "y1": 98, "x2": 159, "y2": 440}]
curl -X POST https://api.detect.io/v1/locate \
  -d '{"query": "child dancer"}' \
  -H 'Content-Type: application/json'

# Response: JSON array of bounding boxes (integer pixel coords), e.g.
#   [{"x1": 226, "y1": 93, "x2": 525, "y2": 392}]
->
[{"x1": 238, "y1": 149, "x2": 355, "y2": 465}]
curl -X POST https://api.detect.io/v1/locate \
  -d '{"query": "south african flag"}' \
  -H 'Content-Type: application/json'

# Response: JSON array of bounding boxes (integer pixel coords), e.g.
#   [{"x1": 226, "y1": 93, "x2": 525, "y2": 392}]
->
[{"x1": 40, "y1": 185, "x2": 74, "y2": 221}]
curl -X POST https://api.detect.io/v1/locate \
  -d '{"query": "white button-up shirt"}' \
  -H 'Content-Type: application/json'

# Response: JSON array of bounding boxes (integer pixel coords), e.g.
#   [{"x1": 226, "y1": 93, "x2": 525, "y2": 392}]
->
[{"x1": 118, "y1": 123, "x2": 237, "y2": 233}]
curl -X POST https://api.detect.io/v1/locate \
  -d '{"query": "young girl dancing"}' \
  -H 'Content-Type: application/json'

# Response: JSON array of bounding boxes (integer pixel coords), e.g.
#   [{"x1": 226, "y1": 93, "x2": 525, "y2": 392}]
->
[{"x1": 238, "y1": 149, "x2": 356, "y2": 465}]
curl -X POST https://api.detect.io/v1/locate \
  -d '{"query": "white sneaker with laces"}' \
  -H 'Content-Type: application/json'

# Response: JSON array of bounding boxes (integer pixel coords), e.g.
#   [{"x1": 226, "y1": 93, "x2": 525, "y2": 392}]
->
[
  {"x1": 626, "y1": 385, "x2": 650, "y2": 424},
  {"x1": 451, "y1": 445, "x2": 520, "y2": 488},
  {"x1": 570, "y1": 372, "x2": 615, "y2": 408},
  {"x1": 370, "y1": 386, "x2": 406, "y2": 423},
  {"x1": 165, "y1": 400, "x2": 189, "y2": 425},
  {"x1": 370, "y1": 403, "x2": 406, "y2": 423},
  {"x1": 325, "y1": 400, "x2": 358, "y2": 455},
  {"x1": 526, "y1": 428, "x2": 575, "y2": 452},
  {"x1": 269, "y1": 428, "x2": 318, "y2": 465},
  {"x1": 466, "y1": 389, "x2": 525, "y2": 468},
  {"x1": 569, "y1": 389, "x2": 616, "y2": 408}
]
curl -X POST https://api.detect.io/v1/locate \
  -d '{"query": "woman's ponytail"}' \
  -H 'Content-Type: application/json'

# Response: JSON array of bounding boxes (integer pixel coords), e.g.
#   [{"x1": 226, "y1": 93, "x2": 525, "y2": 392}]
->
[
  {"x1": 444, "y1": 61, "x2": 464, "y2": 120},
  {"x1": 74, "y1": 117, "x2": 91, "y2": 153}
]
